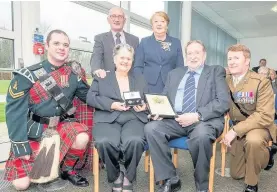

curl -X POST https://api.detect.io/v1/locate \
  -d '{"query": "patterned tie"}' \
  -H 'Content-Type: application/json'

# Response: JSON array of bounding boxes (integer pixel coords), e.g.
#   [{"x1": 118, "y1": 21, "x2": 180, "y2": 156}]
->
[
  {"x1": 233, "y1": 77, "x2": 239, "y2": 87},
  {"x1": 115, "y1": 32, "x2": 121, "y2": 45},
  {"x1": 182, "y1": 71, "x2": 196, "y2": 113}
]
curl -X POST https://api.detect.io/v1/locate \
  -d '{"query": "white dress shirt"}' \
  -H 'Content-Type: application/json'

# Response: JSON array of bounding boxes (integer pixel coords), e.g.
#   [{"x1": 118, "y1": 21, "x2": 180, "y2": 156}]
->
[{"x1": 111, "y1": 30, "x2": 126, "y2": 44}]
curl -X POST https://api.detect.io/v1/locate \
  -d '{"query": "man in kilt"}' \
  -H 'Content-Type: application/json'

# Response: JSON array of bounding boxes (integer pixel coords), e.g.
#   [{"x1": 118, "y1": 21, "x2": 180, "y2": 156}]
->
[{"x1": 4, "y1": 29, "x2": 93, "y2": 190}]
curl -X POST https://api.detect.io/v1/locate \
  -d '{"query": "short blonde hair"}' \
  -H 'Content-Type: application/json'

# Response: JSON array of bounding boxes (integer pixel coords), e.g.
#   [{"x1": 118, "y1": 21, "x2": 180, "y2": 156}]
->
[
  {"x1": 185, "y1": 40, "x2": 206, "y2": 54},
  {"x1": 228, "y1": 44, "x2": 251, "y2": 59},
  {"x1": 150, "y1": 11, "x2": 170, "y2": 25}
]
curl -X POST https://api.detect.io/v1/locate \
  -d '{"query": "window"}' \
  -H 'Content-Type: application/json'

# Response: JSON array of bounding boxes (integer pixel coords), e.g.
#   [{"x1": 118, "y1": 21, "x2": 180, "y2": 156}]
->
[
  {"x1": 130, "y1": 1, "x2": 165, "y2": 19},
  {"x1": 40, "y1": 1, "x2": 110, "y2": 43},
  {"x1": 41, "y1": 49, "x2": 92, "y2": 76},
  {"x1": 106, "y1": 1, "x2": 121, "y2": 6},
  {"x1": 0, "y1": 38, "x2": 14, "y2": 69},
  {"x1": 130, "y1": 24, "x2": 152, "y2": 40},
  {"x1": 0, "y1": 1, "x2": 13, "y2": 31}
]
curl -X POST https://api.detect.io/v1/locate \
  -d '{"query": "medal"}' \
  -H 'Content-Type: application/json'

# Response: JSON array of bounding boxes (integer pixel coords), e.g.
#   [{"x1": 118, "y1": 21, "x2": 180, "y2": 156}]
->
[{"x1": 60, "y1": 75, "x2": 69, "y2": 87}]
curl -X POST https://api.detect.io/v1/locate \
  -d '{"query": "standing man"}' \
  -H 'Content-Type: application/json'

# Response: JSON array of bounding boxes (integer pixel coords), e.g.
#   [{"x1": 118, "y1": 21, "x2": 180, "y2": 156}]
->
[
  {"x1": 4, "y1": 29, "x2": 91, "y2": 190},
  {"x1": 144, "y1": 40, "x2": 230, "y2": 192},
  {"x1": 252, "y1": 58, "x2": 267, "y2": 73},
  {"x1": 90, "y1": 6, "x2": 139, "y2": 78},
  {"x1": 222, "y1": 44, "x2": 276, "y2": 192}
]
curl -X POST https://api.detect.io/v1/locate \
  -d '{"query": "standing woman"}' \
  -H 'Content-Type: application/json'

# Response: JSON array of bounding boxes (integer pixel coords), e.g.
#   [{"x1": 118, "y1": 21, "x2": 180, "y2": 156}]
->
[{"x1": 133, "y1": 11, "x2": 184, "y2": 93}]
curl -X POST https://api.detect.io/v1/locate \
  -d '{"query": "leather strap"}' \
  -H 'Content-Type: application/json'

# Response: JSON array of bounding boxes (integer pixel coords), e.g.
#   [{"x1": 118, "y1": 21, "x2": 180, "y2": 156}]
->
[
  {"x1": 39, "y1": 74, "x2": 73, "y2": 112},
  {"x1": 30, "y1": 113, "x2": 75, "y2": 125}
]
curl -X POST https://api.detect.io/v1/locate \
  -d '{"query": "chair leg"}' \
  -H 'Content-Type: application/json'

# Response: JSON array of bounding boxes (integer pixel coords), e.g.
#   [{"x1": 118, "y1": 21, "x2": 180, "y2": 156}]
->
[
  {"x1": 144, "y1": 150, "x2": 149, "y2": 173},
  {"x1": 93, "y1": 147, "x2": 99, "y2": 192},
  {"x1": 173, "y1": 149, "x2": 178, "y2": 168},
  {"x1": 149, "y1": 157, "x2": 155, "y2": 192},
  {"x1": 209, "y1": 142, "x2": 217, "y2": 192},
  {"x1": 221, "y1": 142, "x2": 226, "y2": 177}
]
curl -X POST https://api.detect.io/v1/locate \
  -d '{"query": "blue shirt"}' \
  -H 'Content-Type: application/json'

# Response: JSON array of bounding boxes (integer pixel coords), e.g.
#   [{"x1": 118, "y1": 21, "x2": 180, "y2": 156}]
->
[{"x1": 174, "y1": 66, "x2": 204, "y2": 113}]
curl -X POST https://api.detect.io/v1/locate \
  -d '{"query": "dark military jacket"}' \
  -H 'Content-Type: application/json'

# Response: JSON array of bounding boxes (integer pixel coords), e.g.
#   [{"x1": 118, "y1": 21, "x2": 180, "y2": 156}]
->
[
  {"x1": 5, "y1": 60, "x2": 89, "y2": 157},
  {"x1": 226, "y1": 70, "x2": 276, "y2": 142}
]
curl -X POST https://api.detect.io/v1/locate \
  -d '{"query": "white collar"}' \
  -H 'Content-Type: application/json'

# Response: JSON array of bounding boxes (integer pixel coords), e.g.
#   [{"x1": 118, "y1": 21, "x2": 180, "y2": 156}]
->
[{"x1": 111, "y1": 30, "x2": 124, "y2": 37}]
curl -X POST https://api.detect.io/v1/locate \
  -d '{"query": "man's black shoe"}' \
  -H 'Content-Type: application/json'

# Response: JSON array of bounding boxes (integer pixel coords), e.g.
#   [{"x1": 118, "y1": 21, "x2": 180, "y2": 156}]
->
[
  {"x1": 264, "y1": 145, "x2": 277, "y2": 170},
  {"x1": 244, "y1": 184, "x2": 258, "y2": 192},
  {"x1": 61, "y1": 170, "x2": 89, "y2": 187},
  {"x1": 157, "y1": 178, "x2": 181, "y2": 192}
]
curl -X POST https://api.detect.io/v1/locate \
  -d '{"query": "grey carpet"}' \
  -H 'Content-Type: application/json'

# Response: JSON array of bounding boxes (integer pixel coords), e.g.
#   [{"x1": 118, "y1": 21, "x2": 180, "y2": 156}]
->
[{"x1": 1, "y1": 147, "x2": 276, "y2": 192}]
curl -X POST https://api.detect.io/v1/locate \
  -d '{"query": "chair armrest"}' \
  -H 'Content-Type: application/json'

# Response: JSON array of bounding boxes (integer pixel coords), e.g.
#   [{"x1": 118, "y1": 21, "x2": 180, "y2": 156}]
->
[{"x1": 215, "y1": 113, "x2": 230, "y2": 143}]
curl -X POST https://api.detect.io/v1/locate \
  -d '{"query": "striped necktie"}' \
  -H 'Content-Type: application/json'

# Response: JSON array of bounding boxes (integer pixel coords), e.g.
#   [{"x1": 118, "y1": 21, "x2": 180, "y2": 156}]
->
[{"x1": 182, "y1": 71, "x2": 196, "y2": 113}]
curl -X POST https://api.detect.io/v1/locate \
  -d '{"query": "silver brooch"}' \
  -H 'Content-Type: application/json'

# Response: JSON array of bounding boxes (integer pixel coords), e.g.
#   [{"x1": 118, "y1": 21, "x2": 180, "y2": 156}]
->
[{"x1": 160, "y1": 42, "x2": 171, "y2": 51}]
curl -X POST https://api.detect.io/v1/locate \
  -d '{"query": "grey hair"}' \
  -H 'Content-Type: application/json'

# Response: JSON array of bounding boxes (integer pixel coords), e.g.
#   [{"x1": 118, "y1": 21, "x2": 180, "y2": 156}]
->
[
  {"x1": 113, "y1": 43, "x2": 135, "y2": 59},
  {"x1": 185, "y1": 40, "x2": 206, "y2": 54},
  {"x1": 258, "y1": 66, "x2": 270, "y2": 75},
  {"x1": 108, "y1": 7, "x2": 125, "y2": 17}
]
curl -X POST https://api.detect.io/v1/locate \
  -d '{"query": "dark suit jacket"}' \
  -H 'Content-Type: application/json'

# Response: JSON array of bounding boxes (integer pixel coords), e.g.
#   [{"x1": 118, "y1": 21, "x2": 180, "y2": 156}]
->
[
  {"x1": 163, "y1": 65, "x2": 230, "y2": 132},
  {"x1": 133, "y1": 34, "x2": 184, "y2": 93},
  {"x1": 86, "y1": 72, "x2": 148, "y2": 123},
  {"x1": 252, "y1": 66, "x2": 260, "y2": 73},
  {"x1": 90, "y1": 31, "x2": 139, "y2": 74},
  {"x1": 272, "y1": 80, "x2": 277, "y2": 95}
]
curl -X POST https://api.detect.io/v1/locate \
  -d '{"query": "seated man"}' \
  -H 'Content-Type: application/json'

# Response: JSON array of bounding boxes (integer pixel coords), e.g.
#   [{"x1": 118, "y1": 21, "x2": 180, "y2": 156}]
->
[
  {"x1": 144, "y1": 40, "x2": 230, "y2": 192},
  {"x1": 4, "y1": 29, "x2": 92, "y2": 190},
  {"x1": 222, "y1": 44, "x2": 276, "y2": 192},
  {"x1": 258, "y1": 66, "x2": 277, "y2": 95},
  {"x1": 257, "y1": 66, "x2": 270, "y2": 78},
  {"x1": 252, "y1": 58, "x2": 266, "y2": 73}
]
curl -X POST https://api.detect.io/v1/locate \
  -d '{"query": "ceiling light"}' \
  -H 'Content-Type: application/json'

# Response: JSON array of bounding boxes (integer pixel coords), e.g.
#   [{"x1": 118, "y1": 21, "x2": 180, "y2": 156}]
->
[{"x1": 272, "y1": 5, "x2": 277, "y2": 12}]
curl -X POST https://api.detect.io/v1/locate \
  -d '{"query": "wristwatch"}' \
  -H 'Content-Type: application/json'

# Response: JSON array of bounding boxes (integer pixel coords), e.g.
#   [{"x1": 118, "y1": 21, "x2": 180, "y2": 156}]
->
[{"x1": 197, "y1": 112, "x2": 203, "y2": 121}]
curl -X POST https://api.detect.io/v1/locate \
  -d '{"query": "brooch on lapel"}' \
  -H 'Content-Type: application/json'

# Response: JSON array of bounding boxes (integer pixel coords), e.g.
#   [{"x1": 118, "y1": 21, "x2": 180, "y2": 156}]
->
[
  {"x1": 156, "y1": 40, "x2": 172, "y2": 51},
  {"x1": 161, "y1": 42, "x2": 171, "y2": 51}
]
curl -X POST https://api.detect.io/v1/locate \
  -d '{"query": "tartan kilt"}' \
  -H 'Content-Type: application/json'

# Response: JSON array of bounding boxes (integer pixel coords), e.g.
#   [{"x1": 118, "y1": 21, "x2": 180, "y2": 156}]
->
[
  {"x1": 4, "y1": 120, "x2": 89, "y2": 181},
  {"x1": 72, "y1": 98, "x2": 94, "y2": 170}
]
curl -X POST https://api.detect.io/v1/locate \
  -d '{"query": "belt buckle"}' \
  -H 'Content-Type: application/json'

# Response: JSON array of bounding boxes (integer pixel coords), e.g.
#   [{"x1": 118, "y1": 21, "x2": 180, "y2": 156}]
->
[
  {"x1": 48, "y1": 116, "x2": 60, "y2": 129},
  {"x1": 67, "y1": 107, "x2": 76, "y2": 116}
]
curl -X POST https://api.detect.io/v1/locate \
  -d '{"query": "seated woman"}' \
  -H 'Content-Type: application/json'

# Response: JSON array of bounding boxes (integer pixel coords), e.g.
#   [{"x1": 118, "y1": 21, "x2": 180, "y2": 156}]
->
[{"x1": 86, "y1": 44, "x2": 148, "y2": 192}]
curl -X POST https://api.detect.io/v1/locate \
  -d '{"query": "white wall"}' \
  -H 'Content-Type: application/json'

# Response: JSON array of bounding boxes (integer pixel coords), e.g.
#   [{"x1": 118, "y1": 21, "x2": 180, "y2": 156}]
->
[{"x1": 239, "y1": 36, "x2": 277, "y2": 70}]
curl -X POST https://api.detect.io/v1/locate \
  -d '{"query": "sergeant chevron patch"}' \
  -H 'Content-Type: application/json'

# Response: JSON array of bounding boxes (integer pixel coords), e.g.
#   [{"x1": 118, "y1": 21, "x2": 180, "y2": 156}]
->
[{"x1": 8, "y1": 86, "x2": 24, "y2": 98}]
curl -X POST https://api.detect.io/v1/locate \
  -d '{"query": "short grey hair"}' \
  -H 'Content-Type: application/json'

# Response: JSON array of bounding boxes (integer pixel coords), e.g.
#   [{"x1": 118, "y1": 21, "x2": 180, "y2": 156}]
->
[
  {"x1": 113, "y1": 43, "x2": 134, "y2": 59},
  {"x1": 108, "y1": 7, "x2": 125, "y2": 17},
  {"x1": 258, "y1": 66, "x2": 270, "y2": 76}
]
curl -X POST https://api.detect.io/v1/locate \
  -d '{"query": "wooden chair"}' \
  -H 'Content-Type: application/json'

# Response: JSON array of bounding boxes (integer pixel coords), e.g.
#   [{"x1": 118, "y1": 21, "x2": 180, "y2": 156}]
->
[
  {"x1": 92, "y1": 146, "x2": 150, "y2": 192},
  {"x1": 149, "y1": 114, "x2": 230, "y2": 192}
]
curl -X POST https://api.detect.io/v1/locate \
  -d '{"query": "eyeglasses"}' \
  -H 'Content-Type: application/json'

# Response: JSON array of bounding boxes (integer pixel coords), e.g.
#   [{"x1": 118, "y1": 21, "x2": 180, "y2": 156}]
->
[{"x1": 109, "y1": 14, "x2": 125, "y2": 20}]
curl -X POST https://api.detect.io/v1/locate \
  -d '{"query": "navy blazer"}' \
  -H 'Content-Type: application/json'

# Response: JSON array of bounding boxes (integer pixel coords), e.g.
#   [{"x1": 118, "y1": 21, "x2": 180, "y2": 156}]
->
[{"x1": 133, "y1": 34, "x2": 184, "y2": 93}]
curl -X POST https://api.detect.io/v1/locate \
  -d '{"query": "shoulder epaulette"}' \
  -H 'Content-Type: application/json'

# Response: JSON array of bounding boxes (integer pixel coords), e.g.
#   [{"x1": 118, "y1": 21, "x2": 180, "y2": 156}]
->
[
  {"x1": 67, "y1": 61, "x2": 82, "y2": 76},
  {"x1": 27, "y1": 62, "x2": 43, "y2": 71},
  {"x1": 249, "y1": 71, "x2": 262, "y2": 82},
  {"x1": 13, "y1": 68, "x2": 35, "y2": 83}
]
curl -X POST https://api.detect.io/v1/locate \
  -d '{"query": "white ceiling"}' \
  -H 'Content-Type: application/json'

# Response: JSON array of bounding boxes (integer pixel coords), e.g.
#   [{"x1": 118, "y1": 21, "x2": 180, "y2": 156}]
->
[{"x1": 192, "y1": 1, "x2": 277, "y2": 39}]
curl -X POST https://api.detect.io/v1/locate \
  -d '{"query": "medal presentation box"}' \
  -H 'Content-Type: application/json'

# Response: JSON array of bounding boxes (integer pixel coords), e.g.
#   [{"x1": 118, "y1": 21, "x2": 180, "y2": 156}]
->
[{"x1": 123, "y1": 91, "x2": 143, "y2": 107}]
